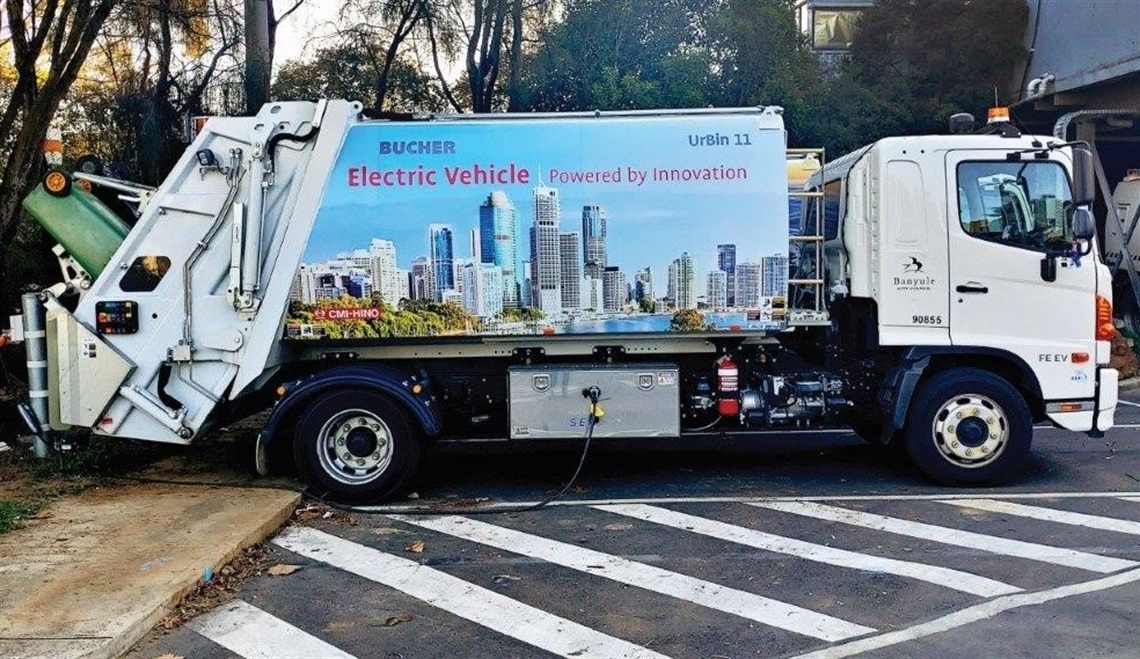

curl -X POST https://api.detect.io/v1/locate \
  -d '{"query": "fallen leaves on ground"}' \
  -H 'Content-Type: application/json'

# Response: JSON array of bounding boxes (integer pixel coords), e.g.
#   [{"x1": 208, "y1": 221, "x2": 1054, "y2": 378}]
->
[
  {"x1": 405, "y1": 539, "x2": 425, "y2": 553},
  {"x1": 268, "y1": 563, "x2": 301, "y2": 576},
  {"x1": 158, "y1": 544, "x2": 272, "y2": 629},
  {"x1": 294, "y1": 503, "x2": 353, "y2": 524},
  {"x1": 384, "y1": 612, "x2": 414, "y2": 626}
]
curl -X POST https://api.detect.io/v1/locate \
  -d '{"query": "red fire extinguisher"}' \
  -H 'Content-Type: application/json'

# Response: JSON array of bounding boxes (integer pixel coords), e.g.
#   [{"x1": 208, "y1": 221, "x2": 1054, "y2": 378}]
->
[{"x1": 716, "y1": 354, "x2": 740, "y2": 417}]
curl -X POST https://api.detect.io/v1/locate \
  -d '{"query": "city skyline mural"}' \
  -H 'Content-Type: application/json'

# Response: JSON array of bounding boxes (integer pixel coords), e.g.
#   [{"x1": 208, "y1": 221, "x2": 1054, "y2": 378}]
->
[{"x1": 286, "y1": 112, "x2": 790, "y2": 339}]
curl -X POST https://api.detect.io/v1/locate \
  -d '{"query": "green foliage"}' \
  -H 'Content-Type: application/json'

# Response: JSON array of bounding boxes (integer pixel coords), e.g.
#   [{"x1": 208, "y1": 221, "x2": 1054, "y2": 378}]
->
[
  {"x1": 518, "y1": 0, "x2": 720, "y2": 111},
  {"x1": 833, "y1": 0, "x2": 1029, "y2": 146},
  {"x1": 31, "y1": 434, "x2": 165, "y2": 479},
  {"x1": 670, "y1": 308, "x2": 711, "y2": 331},
  {"x1": 273, "y1": 44, "x2": 447, "y2": 112},
  {"x1": 638, "y1": 297, "x2": 655, "y2": 314},
  {"x1": 288, "y1": 295, "x2": 481, "y2": 339},
  {"x1": 516, "y1": 0, "x2": 1028, "y2": 157},
  {"x1": 0, "y1": 215, "x2": 56, "y2": 315},
  {"x1": 0, "y1": 499, "x2": 41, "y2": 535},
  {"x1": 499, "y1": 306, "x2": 546, "y2": 322}
]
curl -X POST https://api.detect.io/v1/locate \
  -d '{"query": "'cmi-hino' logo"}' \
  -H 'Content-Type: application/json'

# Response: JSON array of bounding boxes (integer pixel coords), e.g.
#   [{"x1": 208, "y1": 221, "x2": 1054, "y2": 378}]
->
[{"x1": 902, "y1": 256, "x2": 924, "y2": 273}]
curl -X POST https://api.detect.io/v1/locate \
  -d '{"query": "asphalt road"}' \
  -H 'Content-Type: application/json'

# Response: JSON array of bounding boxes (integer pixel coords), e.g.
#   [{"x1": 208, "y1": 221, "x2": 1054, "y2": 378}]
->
[{"x1": 126, "y1": 396, "x2": 1140, "y2": 659}]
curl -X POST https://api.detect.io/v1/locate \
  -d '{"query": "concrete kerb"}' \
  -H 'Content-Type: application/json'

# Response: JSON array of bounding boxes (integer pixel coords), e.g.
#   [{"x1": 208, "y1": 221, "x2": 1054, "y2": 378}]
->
[
  {"x1": 99, "y1": 490, "x2": 301, "y2": 659},
  {"x1": 0, "y1": 484, "x2": 300, "y2": 659}
]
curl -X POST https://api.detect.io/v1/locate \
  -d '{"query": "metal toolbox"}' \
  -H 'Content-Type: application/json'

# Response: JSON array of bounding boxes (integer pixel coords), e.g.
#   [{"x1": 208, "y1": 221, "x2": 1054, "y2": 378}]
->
[{"x1": 508, "y1": 364, "x2": 680, "y2": 439}]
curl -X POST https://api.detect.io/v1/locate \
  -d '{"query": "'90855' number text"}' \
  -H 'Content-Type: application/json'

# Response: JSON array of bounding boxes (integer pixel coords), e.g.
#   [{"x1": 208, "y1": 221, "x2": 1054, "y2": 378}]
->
[{"x1": 912, "y1": 315, "x2": 943, "y2": 325}]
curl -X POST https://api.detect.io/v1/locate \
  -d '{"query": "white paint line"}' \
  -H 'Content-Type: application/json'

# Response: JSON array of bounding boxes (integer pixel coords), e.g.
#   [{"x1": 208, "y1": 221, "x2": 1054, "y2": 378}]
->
[
  {"x1": 789, "y1": 567, "x2": 1140, "y2": 659},
  {"x1": 751, "y1": 501, "x2": 1137, "y2": 574},
  {"x1": 273, "y1": 526, "x2": 668, "y2": 659},
  {"x1": 1115, "y1": 399, "x2": 1140, "y2": 408},
  {"x1": 354, "y1": 490, "x2": 1140, "y2": 513},
  {"x1": 942, "y1": 499, "x2": 1140, "y2": 536},
  {"x1": 390, "y1": 514, "x2": 873, "y2": 642},
  {"x1": 187, "y1": 599, "x2": 356, "y2": 659},
  {"x1": 594, "y1": 504, "x2": 1021, "y2": 598},
  {"x1": 1120, "y1": 497, "x2": 1140, "y2": 503}
]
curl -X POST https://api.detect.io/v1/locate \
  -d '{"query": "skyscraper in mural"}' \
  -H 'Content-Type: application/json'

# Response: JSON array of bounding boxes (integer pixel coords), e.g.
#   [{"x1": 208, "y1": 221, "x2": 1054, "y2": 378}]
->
[
  {"x1": 521, "y1": 260, "x2": 533, "y2": 308},
  {"x1": 761, "y1": 253, "x2": 789, "y2": 297},
  {"x1": 559, "y1": 232, "x2": 582, "y2": 311},
  {"x1": 530, "y1": 185, "x2": 562, "y2": 312},
  {"x1": 478, "y1": 191, "x2": 520, "y2": 309},
  {"x1": 368, "y1": 238, "x2": 402, "y2": 305},
  {"x1": 736, "y1": 262, "x2": 763, "y2": 307},
  {"x1": 634, "y1": 267, "x2": 654, "y2": 308},
  {"x1": 582, "y1": 205, "x2": 607, "y2": 279},
  {"x1": 707, "y1": 271, "x2": 727, "y2": 309},
  {"x1": 602, "y1": 266, "x2": 626, "y2": 312},
  {"x1": 717, "y1": 244, "x2": 737, "y2": 307},
  {"x1": 668, "y1": 252, "x2": 697, "y2": 310},
  {"x1": 429, "y1": 224, "x2": 455, "y2": 301},
  {"x1": 411, "y1": 257, "x2": 431, "y2": 300}
]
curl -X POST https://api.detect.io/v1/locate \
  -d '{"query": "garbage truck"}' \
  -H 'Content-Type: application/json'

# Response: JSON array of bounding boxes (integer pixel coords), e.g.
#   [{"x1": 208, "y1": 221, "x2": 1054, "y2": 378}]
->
[{"x1": 4, "y1": 100, "x2": 1117, "y2": 500}]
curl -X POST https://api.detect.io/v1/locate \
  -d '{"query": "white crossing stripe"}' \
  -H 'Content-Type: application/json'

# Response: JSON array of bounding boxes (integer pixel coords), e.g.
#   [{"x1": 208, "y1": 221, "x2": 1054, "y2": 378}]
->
[
  {"x1": 273, "y1": 526, "x2": 669, "y2": 659},
  {"x1": 752, "y1": 501, "x2": 1138, "y2": 573},
  {"x1": 943, "y1": 499, "x2": 1140, "y2": 536},
  {"x1": 595, "y1": 504, "x2": 1021, "y2": 598},
  {"x1": 391, "y1": 514, "x2": 873, "y2": 642},
  {"x1": 790, "y1": 567, "x2": 1140, "y2": 659},
  {"x1": 1119, "y1": 497, "x2": 1140, "y2": 503},
  {"x1": 188, "y1": 599, "x2": 356, "y2": 659}
]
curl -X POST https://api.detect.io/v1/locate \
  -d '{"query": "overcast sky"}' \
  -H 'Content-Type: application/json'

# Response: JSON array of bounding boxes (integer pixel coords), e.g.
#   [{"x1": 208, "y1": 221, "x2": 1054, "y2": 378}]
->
[{"x1": 274, "y1": 1, "x2": 331, "y2": 66}]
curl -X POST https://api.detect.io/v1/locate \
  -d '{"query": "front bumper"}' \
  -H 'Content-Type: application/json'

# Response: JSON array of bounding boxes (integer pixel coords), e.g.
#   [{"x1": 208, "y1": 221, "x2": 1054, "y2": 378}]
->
[
  {"x1": 1096, "y1": 367, "x2": 1119, "y2": 433},
  {"x1": 1045, "y1": 367, "x2": 1118, "y2": 433}
]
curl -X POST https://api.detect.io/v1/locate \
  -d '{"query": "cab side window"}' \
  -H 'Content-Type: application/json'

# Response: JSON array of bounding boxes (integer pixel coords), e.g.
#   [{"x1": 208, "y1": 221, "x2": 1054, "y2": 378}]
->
[{"x1": 956, "y1": 161, "x2": 1073, "y2": 252}]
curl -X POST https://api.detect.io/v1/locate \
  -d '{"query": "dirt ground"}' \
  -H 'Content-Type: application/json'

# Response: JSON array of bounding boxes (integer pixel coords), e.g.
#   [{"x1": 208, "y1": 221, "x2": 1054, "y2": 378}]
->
[{"x1": 0, "y1": 408, "x2": 295, "y2": 527}]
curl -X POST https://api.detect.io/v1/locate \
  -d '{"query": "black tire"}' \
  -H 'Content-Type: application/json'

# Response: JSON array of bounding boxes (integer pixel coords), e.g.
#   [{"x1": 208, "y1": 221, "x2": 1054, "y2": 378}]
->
[
  {"x1": 293, "y1": 390, "x2": 423, "y2": 502},
  {"x1": 43, "y1": 170, "x2": 72, "y2": 197},
  {"x1": 1116, "y1": 285, "x2": 1140, "y2": 337},
  {"x1": 904, "y1": 368, "x2": 1032, "y2": 485},
  {"x1": 73, "y1": 154, "x2": 106, "y2": 177}
]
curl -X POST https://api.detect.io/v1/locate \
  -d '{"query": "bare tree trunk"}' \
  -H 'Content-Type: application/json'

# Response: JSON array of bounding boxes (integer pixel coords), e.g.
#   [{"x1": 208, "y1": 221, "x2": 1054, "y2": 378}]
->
[
  {"x1": 506, "y1": 0, "x2": 523, "y2": 111},
  {"x1": 465, "y1": 0, "x2": 508, "y2": 112},
  {"x1": 424, "y1": 7, "x2": 464, "y2": 112},
  {"x1": 244, "y1": 0, "x2": 272, "y2": 114},
  {"x1": 373, "y1": 0, "x2": 424, "y2": 112}
]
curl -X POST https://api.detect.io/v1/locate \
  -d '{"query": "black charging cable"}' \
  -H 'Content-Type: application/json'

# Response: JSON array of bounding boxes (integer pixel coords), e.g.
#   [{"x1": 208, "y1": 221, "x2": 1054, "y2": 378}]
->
[{"x1": 309, "y1": 386, "x2": 605, "y2": 516}]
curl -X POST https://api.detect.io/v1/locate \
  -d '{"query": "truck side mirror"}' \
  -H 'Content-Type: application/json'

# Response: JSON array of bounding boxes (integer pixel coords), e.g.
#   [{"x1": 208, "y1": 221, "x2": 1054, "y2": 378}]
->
[
  {"x1": 1072, "y1": 147, "x2": 1096, "y2": 206},
  {"x1": 1071, "y1": 206, "x2": 1096, "y2": 241}
]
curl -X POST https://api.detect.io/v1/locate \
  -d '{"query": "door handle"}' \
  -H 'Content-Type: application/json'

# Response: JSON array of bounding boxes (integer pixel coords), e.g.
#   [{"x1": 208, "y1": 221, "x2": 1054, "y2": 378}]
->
[{"x1": 956, "y1": 283, "x2": 989, "y2": 294}]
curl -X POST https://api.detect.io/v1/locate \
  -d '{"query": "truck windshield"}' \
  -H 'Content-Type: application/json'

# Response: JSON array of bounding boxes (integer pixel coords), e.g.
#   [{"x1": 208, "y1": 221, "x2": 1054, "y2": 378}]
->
[{"x1": 957, "y1": 161, "x2": 1073, "y2": 252}]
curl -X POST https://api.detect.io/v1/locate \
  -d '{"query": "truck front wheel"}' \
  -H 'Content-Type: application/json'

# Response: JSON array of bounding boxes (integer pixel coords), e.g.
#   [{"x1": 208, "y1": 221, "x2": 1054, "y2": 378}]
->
[
  {"x1": 294, "y1": 390, "x2": 423, "y2": 502},
  {"x1": 904, "y1": 368, "x2": 1032, "y2": 485}
]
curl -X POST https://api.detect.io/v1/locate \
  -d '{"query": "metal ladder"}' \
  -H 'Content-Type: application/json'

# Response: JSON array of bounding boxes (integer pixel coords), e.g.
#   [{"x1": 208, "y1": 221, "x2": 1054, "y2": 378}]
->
[{"x1": 787, "y1": 147, "x2": 829, "y2": 325}]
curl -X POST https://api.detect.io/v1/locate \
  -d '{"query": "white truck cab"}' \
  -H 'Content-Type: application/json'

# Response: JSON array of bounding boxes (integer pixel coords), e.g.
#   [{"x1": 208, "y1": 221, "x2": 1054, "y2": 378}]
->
[{"x1": 817, "y1": 128, "x2": 1116, "y2": 479}]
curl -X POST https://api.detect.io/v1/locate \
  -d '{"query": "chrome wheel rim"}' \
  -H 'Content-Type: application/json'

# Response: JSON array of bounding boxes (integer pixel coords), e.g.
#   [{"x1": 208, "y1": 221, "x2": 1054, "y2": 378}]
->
[
  {"x1": 316, "y1": 409, "x2": 394, "y2": 485},
  {"x1": 931, "y1": 394, "x2": 1008, "y2": 468}
]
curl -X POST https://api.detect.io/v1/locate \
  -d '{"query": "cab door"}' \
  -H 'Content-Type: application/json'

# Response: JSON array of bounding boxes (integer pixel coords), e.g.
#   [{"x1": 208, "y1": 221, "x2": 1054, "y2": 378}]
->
[{"x1": 946, "y1": 151, "x2": 1097, "y2": 401}]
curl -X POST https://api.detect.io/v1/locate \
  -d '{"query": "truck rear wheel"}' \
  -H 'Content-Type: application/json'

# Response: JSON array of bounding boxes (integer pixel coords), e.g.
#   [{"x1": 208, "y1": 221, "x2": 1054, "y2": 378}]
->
[
  {"x1": 294, "y1": 390, "x2": 423, "y2": 502},
  {"x1": 904, "y1": 368, "x2": 1031, "y2": 485}
]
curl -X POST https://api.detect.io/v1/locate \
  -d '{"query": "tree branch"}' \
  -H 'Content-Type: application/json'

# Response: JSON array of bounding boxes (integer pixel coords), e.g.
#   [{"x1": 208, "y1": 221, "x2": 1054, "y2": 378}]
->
[
  {"x1": 424, "y1": 8, "x2": 463, "y2": 112},
  {"x1": 274, "y1": 0, "x2": 304, "y2": 25}
]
